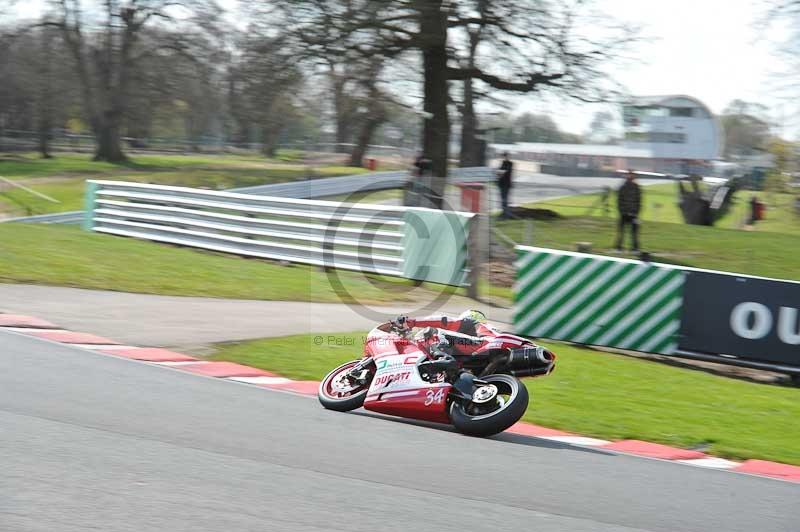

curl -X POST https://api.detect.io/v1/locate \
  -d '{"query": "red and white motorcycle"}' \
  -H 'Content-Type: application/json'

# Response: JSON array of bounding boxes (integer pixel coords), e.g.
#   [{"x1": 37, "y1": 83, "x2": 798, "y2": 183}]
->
[{"x1": 318, "y1": 311, "x2": 556, "y2": 437}]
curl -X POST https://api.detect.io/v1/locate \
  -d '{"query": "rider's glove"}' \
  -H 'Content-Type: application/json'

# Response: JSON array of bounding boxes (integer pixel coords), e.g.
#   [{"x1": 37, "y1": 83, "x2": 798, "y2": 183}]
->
[
  {"x1": 430, "y1": 338, "x2": 451, "y2": 359},
  {"x1": 391, "y1": 315, "x2": 407, "y2": 328},
  {"x1": 392, "y1": 315, "x2": 416, "y2": 329}
]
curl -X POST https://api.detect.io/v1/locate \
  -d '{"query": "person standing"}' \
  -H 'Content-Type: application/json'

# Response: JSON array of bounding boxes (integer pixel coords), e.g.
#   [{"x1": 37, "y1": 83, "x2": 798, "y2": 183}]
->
[
  {"x1": 497, "y1": 152, "x2": 513, "y2": 219},
  {"x1": 411, "y1": 152, "x2": 431, "y2": 178},
  {"x1": 615, "y1": 170, "x2": 642, "y2": 252},
  {"x1": 405, "y1": 152, "x2": 432, "y2": 207},
  {"x1": 748, "y1": 195, "x2": 760, "y2": 226}
]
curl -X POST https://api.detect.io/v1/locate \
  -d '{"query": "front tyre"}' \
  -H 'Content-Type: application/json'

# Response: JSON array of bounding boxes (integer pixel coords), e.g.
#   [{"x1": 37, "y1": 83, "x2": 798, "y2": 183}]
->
[
  {"x1": 449, "y1": 374, "x2": 529, "y2": 437},
  {"x1": 318, "y1": 360, "x2": 372, "y2": 412}
]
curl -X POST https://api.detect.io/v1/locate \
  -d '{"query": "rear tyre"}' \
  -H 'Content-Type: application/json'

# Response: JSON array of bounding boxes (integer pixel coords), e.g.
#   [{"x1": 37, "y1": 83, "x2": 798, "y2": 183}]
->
[
  {"x1": 318, "y1": 360, "x2": 372, "y2": 412},
  {"x1": 449, "y1": 374, "x2": 529, "y2": 437}
]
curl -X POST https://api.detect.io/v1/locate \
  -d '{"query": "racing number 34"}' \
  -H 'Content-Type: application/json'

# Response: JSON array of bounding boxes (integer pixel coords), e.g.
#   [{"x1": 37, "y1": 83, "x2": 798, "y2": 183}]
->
[{"x1": 424, "y1": 389, "x2": 445, "y2": 406}]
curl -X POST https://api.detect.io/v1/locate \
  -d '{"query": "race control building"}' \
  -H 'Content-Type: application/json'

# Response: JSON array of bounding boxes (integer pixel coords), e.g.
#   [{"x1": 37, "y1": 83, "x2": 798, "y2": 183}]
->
[{"x1": 493, "y1": 95, "x2": 723, "y2": 175}]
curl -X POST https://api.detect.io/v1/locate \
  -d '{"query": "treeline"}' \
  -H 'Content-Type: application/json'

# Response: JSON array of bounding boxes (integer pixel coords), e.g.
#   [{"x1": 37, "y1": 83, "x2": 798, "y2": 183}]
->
[
  {"x1": 1, "y1": 1, "x2": 635, "y2": 199},
  {"x1": 487, "y1": 113, "x2": 584, "y2": 145}
]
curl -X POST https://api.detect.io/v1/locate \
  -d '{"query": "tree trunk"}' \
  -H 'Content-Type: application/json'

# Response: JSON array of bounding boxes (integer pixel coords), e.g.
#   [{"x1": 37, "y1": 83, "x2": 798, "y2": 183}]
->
[
  {"x1": 262, "y1": 129, "x2": 282, "y2": 158},
  {"x1": 261, "y1": 112, "x2": 287, "y2": 158},
  {"x1": 37, "y1": 125, "x2": 52, "y2": 159},
  {"x1": 350, "y1": 109, "x2": 385, "y2": 167},
  {"x1": 94, "y1": 116, "x2": 126, "y2": 162},
  {"x1": 330, "y1": 64, "x2": 352, "y2": 153},
  {"x1": 418, "y1": 0, "x2": 450, "y2": 209},
  {"x1": 459, "y1": 78, "x2": 480, "y2": 167},
  {"x1": 37, "y1": 28, "x2": 53, "y2": 159},
  {"x1": 334, "y1": 99, "x2": 351, "y2": 153},
  {"x1": 335, "y1": 121, "x2": 352, "y2": 153},
  {"x1": 349, "y1": 123, "x2": 373, "y2": 167},
  {"x1": 92, "y1": 14, "x2": 136, "y2": 163},
  {"x1": 262, "y1": 132, "x2": 280, "y2": 157},
  {"x1": 459, "y1": 20, "x2": 484, "y2": 168}
]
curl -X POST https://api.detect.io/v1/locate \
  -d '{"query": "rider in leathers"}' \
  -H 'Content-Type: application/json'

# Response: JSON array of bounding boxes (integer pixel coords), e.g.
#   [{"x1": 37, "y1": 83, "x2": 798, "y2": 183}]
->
[{"x1": 393, "y1": 311, "x2": 496, "y2": 358}]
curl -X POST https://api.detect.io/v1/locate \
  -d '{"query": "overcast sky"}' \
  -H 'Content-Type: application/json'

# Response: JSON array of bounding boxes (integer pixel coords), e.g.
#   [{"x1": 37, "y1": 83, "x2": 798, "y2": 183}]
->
[
  {"x1": 518, "y1": 0, "x2": 795, "y2": 138},
  {"x1": 10, "y1": 0, "x2": 796, "y2": 138}
]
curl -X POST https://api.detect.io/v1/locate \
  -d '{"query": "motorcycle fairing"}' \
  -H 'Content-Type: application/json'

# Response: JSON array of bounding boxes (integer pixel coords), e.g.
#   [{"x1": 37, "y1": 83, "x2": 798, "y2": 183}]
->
[{"x1": 363, "y1": 351, "x2": 452, "y2": 423}]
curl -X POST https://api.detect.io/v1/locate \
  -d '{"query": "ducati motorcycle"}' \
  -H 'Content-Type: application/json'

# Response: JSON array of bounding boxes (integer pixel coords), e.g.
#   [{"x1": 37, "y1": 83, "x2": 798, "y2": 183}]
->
[{"x1": 318, "y1": 313, "x2": 556, "y2": 436}]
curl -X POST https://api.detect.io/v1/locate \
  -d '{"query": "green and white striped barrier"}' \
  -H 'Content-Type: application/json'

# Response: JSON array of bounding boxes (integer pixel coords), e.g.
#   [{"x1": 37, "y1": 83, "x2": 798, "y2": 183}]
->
[{"x1": 513, "y1": 246, "x2": 684, "y2": 355}]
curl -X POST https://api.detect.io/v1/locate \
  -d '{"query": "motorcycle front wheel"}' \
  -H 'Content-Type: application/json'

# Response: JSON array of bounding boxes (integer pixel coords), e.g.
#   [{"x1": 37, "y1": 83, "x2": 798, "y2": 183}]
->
[
  {"x1": 449, "y1": 374, "x2": 529, "y2": 437},
  {"x1": 318, "y1": 360, "x2": 372, "y2": 412}
]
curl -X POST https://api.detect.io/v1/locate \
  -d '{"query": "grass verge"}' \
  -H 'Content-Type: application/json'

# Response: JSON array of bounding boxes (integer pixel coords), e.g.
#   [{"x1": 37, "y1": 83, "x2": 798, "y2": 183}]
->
[
  {"x1": 209, "y1": 331, "x2": 800, "y2": 465},
  {"x1": 528, "y1": 182, "x2": 800, "y2": 234},
  {"x1": 0, "y1": 224, "x2": 456, "y2": 304},
  {"x1": 496, "y1": 215, "x2": 800, "y2": 280},
  {"x1": 0, "y1": 153, "x2": 369, "y2": 217}
]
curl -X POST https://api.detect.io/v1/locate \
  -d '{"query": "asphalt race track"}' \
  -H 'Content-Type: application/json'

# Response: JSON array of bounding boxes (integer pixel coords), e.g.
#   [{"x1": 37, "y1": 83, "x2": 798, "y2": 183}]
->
[{"x1": 2, "y1": 331, "x2": 797, "y2": 532}]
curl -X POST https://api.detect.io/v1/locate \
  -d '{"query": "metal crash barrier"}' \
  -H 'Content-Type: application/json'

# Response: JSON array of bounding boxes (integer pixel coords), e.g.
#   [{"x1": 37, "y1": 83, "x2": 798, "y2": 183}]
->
[
  {"x1": 83, "y1": 180, "x2": 477, "y2": 286},
  {"x1": 9, "y1": 166, "x2": 495, "y2": 225}
]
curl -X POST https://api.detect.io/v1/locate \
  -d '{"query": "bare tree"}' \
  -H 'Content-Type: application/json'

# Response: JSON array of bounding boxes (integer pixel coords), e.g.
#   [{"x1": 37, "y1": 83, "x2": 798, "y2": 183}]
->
[
  {"x1": 348, "y1": 58, "x2": 391, "y2": 167},
  {"x1": 44, "y1": 0, "x2": 222, "y2": 162},
  {"x1": 764, "y1": 1, "x2": 800, "y2": 82},
  {"x1": 0, "y1": 24, "x2": 79, "y2": 156},
  {"x1": 227, "y1": 33, "x2": 306, "y2": 157},
  {"x1": 278, "y1": 0, "x2": 636, "y2": 207},
  {"x1": 328, "y1": 61, "x2": 361, "y2": 152},
  {"x1": 268, "y1": 2, "x2": 398, "y2": 165},
  {"x1": 586, "y1": 111, "x2": 616, "y2": 144},
  {"x1": 448, "y1": 0, "x2": 636, "y2": 166},
  {"x1": 721, "y1": 100, "x2": 772, "y2": 159},
  {"x1": 36, "y1": 27, "x2": 56, "y2": 158}
]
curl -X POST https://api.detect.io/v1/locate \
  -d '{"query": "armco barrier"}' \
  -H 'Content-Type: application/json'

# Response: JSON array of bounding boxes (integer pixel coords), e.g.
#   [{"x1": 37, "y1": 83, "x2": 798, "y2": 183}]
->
[
  {"x1": 8, "y1": 166, "x2": 494, "y2": 225},
  {"x1": 514, "y1": 246, "x2": 684, "y2": 355},
  {"x1": 83, "y1": 180, "x2": 475, "y2": 285},
  {"x1": 514, "y1": 245, "x2": 800, "y2": 372}
]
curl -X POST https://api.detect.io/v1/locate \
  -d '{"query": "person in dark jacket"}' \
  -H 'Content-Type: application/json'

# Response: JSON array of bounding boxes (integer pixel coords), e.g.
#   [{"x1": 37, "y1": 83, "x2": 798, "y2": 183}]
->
[
  {"x1": 411, "y1": 152, "x2": 431, "y2": 177},
  {"x1": 497, "y1": 152, "x2": 513, "y2": 219},
  {"x1": 748, "y1": 195, "x2": 760, "y2": 225},
  {"x1": 615, "y1": 170, "x2": 642, "y2": 251}
]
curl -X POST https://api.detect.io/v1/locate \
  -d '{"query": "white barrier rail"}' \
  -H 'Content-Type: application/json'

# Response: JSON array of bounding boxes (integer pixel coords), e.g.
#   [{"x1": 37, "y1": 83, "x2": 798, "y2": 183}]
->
[
  {"x1": 8, "y1": 166, "x2": 494, "y2": 225},
  {"x1": 85, "y1": 180, "x2": 477, "y2": 283}
]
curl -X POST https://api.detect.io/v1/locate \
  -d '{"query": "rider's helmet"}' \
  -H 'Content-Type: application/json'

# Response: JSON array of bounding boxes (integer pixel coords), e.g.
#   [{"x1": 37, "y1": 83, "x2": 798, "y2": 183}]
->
[
  {"x1": 456, "y1": 309, "x2": 488, "y2": 337},
  {"x1": 459, "y1": 309, "x2": 487, "y2": 324}
]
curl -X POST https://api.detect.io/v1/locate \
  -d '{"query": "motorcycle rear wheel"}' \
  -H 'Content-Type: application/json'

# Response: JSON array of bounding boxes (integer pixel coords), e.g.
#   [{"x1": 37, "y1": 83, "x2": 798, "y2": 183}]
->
[
  {"x1": 318, "y1": 360, "x2": 372, "y2": 412},
  {"x1": 449, "y1": 374, "x2": 529, "y2": 437}
]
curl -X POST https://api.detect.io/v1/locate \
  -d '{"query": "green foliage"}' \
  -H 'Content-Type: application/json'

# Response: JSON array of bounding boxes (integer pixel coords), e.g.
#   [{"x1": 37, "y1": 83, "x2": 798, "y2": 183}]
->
[
  {"x1": 767, "y1": 137, "x2": 795, "y2": 174},
  {"x1": 65, "y1": 118, "x2": 88, "y2": 134},
  {"x1": 210, "y1": 332, "x2": 800, "y2": 465},
  {"x1": 485, "y1": 112, "x2": 583, "y2": 144},
  {"x1": 720, "y1": 100, "x2": 771, "y2": 158},
  {"x1": 763, "y1": 170, "x2": 790, "y2": 193}
]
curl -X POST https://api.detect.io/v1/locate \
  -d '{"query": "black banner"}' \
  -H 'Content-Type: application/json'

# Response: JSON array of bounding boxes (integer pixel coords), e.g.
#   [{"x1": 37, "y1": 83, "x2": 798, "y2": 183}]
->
[{"x1": 679, "y1": 271, "x2": 800, "y2": 366}]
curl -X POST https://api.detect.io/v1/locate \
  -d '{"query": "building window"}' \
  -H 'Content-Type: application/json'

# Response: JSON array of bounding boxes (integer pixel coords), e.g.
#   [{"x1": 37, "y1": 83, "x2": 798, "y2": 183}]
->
[
  {"x1": 669, "y1": 107, "x2": 694, "y2": 117},
  {"x1": 623, "y1": 106, "x2": 671, "y2": 126},
  {"x1": 652, "y1": 132, "x2": 687, "y2": 143},
  {"x1": 646, "y1": 107, "x2": 669, "y2": 117},
  {"x1": 624, "y1": 132, "x2": 648, "y2": 141},
  {"x1": 624, "y1": 132, "x2": 687, "y2": 143}
]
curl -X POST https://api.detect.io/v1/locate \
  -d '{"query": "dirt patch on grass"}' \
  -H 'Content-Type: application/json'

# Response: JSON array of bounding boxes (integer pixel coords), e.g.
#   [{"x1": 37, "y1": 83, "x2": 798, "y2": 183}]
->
[{"x1": 484, "y1": 261, "x2": 516, "y2": 287}]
